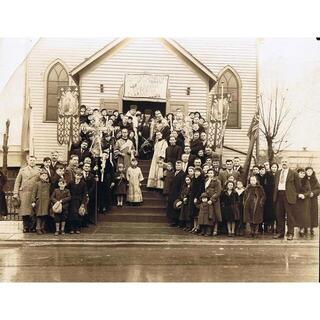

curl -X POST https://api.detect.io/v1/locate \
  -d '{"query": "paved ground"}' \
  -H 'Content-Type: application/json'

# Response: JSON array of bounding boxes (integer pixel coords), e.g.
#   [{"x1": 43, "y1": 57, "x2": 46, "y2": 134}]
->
[{"x1": 0, "y1": 240, "x2": 318, "y2": 282}]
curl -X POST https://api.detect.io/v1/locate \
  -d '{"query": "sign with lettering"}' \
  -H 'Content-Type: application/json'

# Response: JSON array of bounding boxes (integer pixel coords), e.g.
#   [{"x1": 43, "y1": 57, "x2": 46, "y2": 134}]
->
[{"x1": 123, "y1": 74, "x2": 169, "y2": 101}]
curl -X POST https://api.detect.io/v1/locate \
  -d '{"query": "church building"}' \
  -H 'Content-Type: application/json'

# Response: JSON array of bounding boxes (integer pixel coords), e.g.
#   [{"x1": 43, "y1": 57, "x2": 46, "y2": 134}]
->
[{"x1": 1, "y1": 37, "x2": 259, "y2": 165}]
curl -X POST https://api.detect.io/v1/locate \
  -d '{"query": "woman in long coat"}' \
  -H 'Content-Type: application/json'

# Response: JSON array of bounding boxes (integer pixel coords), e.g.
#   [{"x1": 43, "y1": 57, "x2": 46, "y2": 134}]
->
[
  {"x1": 189, "y1": 168, "x2": 205, "y2": 232},
  {"x1": 13, "y1": 157, "x2": 40, "y2": 232},
  {"x1": 0, "y1": 170, "x2": 8, "y2": 216},
  {"x1": 259, "y1": 166, "x2": 276, "y2": 233},
  {"x1": 295, "y1": 169, "x2": 311, "y2": 236},
  {"x1": 305, "y1": 167, "x2": 320, "y2": 235},
  {"x1": 205, "y1": 168, "x2": 222, "y2": 236},
  {"x1": 243, "y1": 175, "x2": 266, "y2": 237}
]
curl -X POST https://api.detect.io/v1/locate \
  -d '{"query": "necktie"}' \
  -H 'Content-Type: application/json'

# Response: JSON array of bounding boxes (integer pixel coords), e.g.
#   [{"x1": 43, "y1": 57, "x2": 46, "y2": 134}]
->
[{"x1": 280, "y1": 170, "x2": 286, "y2": 184}]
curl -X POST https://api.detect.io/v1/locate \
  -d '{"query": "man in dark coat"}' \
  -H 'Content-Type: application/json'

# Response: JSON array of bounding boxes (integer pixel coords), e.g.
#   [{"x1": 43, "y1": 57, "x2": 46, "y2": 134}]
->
[
  {"x1": 183, "y1": 145, "x2": 196, "y2": 167},
  {"x1": 165, "y1": 136, "x2": 182, "y2": 166},
  {"x1": 273, "y1": 158, "x2": 301, "y2": 240},
  {"x1": 190, "y1": 132, "x2": 203, "y2": 155},
  {"x1": 82, "y1": 162, "x2": 97, "y2": 225},
  {"x1": 233, "y1": 157, "x2": 244, "y2": 181},
  {"x1": 72, "y1": 140, "x2": 91, "y2": 166},
  {"x1": 167, "y1": 161, "x2": 185, "y2": 227},
  {"x1": 50, "y1": 151, "x2": 63, "y2": 173}
]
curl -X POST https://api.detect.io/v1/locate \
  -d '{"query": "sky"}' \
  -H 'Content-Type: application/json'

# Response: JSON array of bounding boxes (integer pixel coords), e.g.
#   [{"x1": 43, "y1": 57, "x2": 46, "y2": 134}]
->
[{"x1": 0, "y1": 37, "x2": 319, "y2": 150}]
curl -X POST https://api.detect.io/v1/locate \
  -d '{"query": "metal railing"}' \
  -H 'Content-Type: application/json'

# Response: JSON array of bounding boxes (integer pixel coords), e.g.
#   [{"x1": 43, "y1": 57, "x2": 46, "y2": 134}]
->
[{"x1": 0, "y1": 192, "x2": 21, "y2": 221}]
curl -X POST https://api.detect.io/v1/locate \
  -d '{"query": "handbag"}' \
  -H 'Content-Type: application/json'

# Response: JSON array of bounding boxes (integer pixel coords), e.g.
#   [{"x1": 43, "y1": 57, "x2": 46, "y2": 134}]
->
[
  {"x1": 52, "y1": 201, "x2": 62, "y2": 214},
  {"x1": 78, "y1": 204, "x2": 86, "y2": 216}
]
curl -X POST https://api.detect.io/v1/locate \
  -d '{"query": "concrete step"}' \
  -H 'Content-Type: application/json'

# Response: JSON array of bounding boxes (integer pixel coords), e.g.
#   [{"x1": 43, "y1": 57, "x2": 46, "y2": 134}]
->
[
  {"x1": 109, "y1": 204, "x2": 166, "y2": 212},
  {"x1": 99, "y1": 212, "x2": 167, "y2": 223}
]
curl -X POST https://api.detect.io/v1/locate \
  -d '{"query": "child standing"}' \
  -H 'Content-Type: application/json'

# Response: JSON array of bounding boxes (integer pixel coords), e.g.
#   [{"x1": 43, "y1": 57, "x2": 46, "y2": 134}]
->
[
  {"x1": 69, "y1": 169, "x2": 88, "y2": 234},
  {"x1": 51, "y1": 179, "x2": 71, "y2": 236},
  {"x1": 220, "y1": 181, "x2": 240, "y2": 237},
  {"x1": 31, "y1": 169, "x2": 51, "y2": 235},
  {"x1": 243, "y1": 175, "x2": 266, "y2": 237},
  {"x1": 163, "y1": 162, "x2": 174, "y2": 200},
  {"x1": 197, "y1": 192, "x2": 211, "y2": 236},
  {"x1": 114, "y1": 163, "x2": 127, "y2": 207},
  {"x1": 235, "y1": 180, "x2": 245, "y2": 236},
  {"x1": 126, "y1": 158, "x2": 144, "y2": 205},
  {"x1": 179, "y1": 175, "x2": 192, "y2": 230}
]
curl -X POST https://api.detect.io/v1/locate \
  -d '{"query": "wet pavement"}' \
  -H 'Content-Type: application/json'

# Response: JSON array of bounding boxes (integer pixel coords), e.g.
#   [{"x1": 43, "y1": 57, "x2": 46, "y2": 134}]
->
[
  {"x1": 0, "y1": 242, "x2": 318, "y2": 282},
  {"x1": 0, "y1": 220, "x2": 318, "y2": 282}
]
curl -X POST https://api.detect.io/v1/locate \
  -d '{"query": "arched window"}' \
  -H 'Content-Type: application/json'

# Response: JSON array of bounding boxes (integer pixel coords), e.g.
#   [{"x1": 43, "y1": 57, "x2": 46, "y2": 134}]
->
[
  {"x1": 218, "y1": 68, "x2": 241, "y2": 128},
  {"x1": 46, "y1": 62, "x2": 69, "y2": 121}
]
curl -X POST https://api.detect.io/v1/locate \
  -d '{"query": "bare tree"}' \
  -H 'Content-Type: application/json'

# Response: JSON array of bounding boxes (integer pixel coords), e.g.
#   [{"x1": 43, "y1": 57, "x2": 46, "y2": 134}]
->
[{"x1": 259, "y1": 89, "x2": 295, "y2": 164}]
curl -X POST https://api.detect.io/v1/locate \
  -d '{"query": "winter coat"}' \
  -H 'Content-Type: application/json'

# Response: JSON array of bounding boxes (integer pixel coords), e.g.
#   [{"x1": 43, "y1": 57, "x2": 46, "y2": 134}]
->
[
  {"x1": 163, "y1": 170, "x2": 174, "y2": 196},
  {"x1": 179, "y1": 183, "x2": 192, "y2": 222},
  {"x1": 243, "y1": 184, "x2": 266, "y2": 224},
  {"x1": 259, "y1": 171, "x2": 276, "y2": 224},
  {"x1": 205, "y1": 177, "x2": 222, "y2": 222},
  {"x1": 114, "y1": 171, "x2": 127, "y2": 195},
  {"x1": 13, "y1": 166, "x2": 40, "y2": 216},
  {"x1": 189, "y1": 174, "x2": 205, "y2": 218},
  {"x1": 51, "y1": 188, "x2": 71, "y2": 212},
  {"x1": 31, "y1": 180, "x2": 51, "y2": 216},
  {"x1": 220, "y1": 190, "x2": 240, "y2": 222},
  {"x1": 69, "y1": 180, "x2": 88, "y2": 217},
  {"x1": 197, "y1": 202, "x2": 211, "y2": 226},
  {"x1": 273, "y1": 169, "x2": 301, "y2": 204},
  {"x1": 165, "y1": 145, "x2": 183, "y2": 166},
  {"x1": 294, "y1": 178, "x2": 311, "y2": 228},
  {"x1": 307, "y1": 175, "x2": 320, "y2": 228}
]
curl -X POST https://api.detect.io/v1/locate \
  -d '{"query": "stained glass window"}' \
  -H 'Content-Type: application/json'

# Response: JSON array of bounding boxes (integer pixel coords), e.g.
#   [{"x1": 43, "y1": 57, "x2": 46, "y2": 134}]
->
[
  {"x1": 218, "y1": 69, "x2": 240, "y2": 128},
  {"x1": 46, "y1": 63, "x2": 69, "y2": 121}
]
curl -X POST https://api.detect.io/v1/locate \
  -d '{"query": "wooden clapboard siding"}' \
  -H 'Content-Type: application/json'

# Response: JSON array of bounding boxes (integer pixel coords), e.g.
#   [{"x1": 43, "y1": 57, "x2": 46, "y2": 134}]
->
[
  {"x1": 79, "y1": 38, "x2": 208, "y2": 115},
  {"x1": 27, "y1": 37, "x2": 257, "y2": 163},
  {"x1": 176, "y1": 38, "x2": 258, "y2": 158},
  {"x1": 27, "y1": 38, "x2": 114, "y2": 161}
]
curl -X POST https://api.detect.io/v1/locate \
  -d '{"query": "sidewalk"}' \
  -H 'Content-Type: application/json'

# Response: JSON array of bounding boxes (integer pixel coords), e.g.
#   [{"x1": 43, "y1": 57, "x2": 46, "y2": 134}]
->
[{"x1": 0, "y1": 220, "x2": 318, "y2": 246}]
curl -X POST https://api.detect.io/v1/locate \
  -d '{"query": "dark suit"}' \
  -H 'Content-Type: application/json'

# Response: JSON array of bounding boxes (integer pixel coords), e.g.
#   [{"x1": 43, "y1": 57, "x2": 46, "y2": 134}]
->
[
  {"x1": 273, "y1": 169, "x2": 301, "y2": 236},
  {"x1": 72, "y1": 148, "x2": 92, "y2": 165},
  {"x1": 167, "y1": 170, "x2": 185, "y2": 225},
  {"x1": 83, "y1": 172, "x2": 96, "y2": 224},
  {"x1": 185, "y1": 154, "x2": 196, "y2": 167},
  {"x1": 165, "y1": 145, "x2": 183, "y2": 166},
  {"x1": 190, "y1": 139, "x2": 203, "y2": 155}
]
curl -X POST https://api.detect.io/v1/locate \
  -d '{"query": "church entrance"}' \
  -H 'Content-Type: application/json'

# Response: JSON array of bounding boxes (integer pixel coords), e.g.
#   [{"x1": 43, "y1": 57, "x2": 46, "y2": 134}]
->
[{"x1": 122, "y1": 100, "x2": 166, "y2": 116}]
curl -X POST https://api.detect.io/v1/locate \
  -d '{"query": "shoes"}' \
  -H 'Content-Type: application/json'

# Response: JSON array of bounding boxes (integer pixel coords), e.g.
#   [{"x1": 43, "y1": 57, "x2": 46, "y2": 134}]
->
[
  {"x1": 70, "y1": 231, "x2": 74, "y2": 234},
  {"x1": 36, "y1": 230, "x2": 42, "y2": 235},
  {"x1": 213, "y1": 231, "x2": 218, "y2": 236},
  {"x1": 54, "y1": 231, "x2": 59, "y2": 236},
  {"x1": 60, "y1": 231, "x2": 65, "y2": 235},
  {"x1": 76, "y1": 230, "x2": 81, "y2": 234},
  {"x1": 287, "y1": 234, "x2": 294, "y2": 241},
  {"x1": 273, "y1": 233, "x2": 284, "y2": 239},
  {"x1": 23, "y1": 228, "x2": 28, "y2": 233}
]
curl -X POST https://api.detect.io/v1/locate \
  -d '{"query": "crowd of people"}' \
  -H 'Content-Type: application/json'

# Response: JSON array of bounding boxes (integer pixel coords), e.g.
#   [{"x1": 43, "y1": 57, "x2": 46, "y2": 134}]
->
[{"x1": 0, "y1": 104, "x2": 319, "y2": 240}]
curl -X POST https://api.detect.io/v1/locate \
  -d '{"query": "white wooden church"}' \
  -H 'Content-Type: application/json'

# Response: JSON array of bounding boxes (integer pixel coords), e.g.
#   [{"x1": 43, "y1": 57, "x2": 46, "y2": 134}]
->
[{"x1": 1, "y1": 38, "x2": 258, "y2": 166}]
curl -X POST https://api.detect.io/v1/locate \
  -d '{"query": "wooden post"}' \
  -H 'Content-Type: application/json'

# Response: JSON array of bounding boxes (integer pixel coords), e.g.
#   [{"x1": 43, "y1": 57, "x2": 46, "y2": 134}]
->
[
  {"x1": 2, "y1": 119, "x2": 10, "y2": 175},
  {"x1": 219, "y1": 83, "x2": 224, "y2": 164}
]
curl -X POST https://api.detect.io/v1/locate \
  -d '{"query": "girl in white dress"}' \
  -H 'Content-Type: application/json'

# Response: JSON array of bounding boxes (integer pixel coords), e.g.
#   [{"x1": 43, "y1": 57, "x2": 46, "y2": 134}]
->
[{"x1": 126, "y1": 158, "x2": 144, "y2": 205}]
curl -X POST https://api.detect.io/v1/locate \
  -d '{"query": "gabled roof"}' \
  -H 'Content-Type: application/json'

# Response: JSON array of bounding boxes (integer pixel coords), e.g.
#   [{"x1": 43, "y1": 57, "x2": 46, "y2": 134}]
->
[{"x1": 70, "y1": 37, "x2": 218, "y2": 84}]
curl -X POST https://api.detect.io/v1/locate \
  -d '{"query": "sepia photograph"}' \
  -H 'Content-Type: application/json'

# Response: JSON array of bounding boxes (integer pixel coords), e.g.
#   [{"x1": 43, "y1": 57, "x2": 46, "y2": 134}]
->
[{"x1": 0, "y1": 1, "x2": 319, "y2": 305}]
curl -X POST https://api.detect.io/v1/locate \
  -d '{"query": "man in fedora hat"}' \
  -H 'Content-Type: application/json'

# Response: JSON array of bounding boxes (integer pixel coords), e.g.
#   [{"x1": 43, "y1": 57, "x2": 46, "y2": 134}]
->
[{"x1": 13, "y1": 155, "x2": 40, "y2": 232}]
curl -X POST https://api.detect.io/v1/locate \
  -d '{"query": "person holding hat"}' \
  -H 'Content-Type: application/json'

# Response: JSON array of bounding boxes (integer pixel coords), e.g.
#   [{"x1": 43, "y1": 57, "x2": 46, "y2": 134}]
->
[
  {"x1": 13, "y1": 155, "x2": 40, "y2": 233},
  {"x1": 31, "y1": 169, "x2": 51, "y2": 235}
]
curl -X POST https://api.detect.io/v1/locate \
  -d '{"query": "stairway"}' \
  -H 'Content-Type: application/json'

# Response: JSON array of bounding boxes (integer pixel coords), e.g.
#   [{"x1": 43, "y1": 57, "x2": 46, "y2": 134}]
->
[{"x1": 98, "y1": 160, "x2": 168, "y2": 223}]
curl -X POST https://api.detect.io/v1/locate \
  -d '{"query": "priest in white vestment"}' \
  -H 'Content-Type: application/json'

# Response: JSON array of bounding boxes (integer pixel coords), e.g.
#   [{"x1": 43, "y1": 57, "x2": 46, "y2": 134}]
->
[{"x1": 147, "y1": 131, "x2": 168, "y2": 189}]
